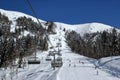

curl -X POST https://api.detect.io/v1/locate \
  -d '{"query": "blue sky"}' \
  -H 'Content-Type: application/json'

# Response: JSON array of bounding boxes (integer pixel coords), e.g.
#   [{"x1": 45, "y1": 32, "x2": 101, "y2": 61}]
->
[{"x1": 0, "y1": 0, "x2": 120, "y2": 28}]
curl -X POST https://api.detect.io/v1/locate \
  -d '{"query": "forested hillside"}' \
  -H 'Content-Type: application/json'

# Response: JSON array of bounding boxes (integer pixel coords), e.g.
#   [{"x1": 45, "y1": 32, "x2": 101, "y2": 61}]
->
[
  {"x1": 0, "y1": 13, "x2": 52, "y2": 67},
  {"x1": 66, "y1": 28, "x2": 120, "y2": 59}
]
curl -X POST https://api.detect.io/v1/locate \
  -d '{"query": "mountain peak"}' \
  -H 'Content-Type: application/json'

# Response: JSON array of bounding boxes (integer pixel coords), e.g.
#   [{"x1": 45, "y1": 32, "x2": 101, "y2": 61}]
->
[
  {"x1": 0, "y1": 9, "x2": 118, "y2": 36},
  {"x1": 0, "y1": 8, "x2": 44, "y2": 22}
]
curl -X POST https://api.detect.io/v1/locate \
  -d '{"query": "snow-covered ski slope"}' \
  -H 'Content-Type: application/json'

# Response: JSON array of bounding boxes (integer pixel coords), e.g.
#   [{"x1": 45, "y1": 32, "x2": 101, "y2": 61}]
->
[
  {"x1": 0, "y1": 9, "x2": 120, "y2": 80},
  {"x1": 1, "y1": 24, "x2": 119, "y2": 80}
]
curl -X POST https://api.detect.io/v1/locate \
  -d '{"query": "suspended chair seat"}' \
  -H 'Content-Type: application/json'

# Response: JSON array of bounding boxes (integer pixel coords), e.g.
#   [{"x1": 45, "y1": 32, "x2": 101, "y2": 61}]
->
[
  {"x1": 45, "y1": 56, "x2": 52, "y2": 61},
  {"x1": 51, "y1": 57, "x2": 63, "y2": 67},
  {"x1": 28, "y1": 57, "x2": 40, "y2": 64}
]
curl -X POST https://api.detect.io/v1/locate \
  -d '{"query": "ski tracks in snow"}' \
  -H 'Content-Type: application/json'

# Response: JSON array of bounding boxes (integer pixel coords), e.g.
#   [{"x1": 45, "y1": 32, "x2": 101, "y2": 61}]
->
[{"x1": 19, "y1": 62, "x2": 60, "y2": 80}]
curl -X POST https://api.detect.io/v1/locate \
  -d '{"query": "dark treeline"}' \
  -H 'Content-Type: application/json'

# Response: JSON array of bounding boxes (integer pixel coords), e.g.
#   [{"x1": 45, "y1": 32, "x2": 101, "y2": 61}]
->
[
  {"x1": 0, "y1": 13, "x2": 53, "y2": 67},
  {"x1": 66, "y1": 28, "x2": 120, "y2": 59}
]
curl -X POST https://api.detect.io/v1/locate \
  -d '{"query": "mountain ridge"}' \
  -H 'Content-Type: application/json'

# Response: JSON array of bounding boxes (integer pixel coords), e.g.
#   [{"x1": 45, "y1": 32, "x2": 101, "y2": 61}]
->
[{"x1": 0, "y1": 8, "x2": 119, "y2": 35}]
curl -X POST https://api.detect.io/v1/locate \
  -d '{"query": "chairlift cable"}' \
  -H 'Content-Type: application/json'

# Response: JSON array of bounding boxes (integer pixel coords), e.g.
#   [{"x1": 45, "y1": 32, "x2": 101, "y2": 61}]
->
[
  {"x1": 25, "y1": 0, "x2": 55, "y2": 51},
  {"x1": 25, "y1": 0, "x2": 42, "y2": 27}
]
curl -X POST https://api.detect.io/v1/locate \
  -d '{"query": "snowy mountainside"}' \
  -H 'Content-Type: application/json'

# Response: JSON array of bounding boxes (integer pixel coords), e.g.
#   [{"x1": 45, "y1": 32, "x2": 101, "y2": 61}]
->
[
  {"x1": 0, "y1": 9, "x2": 44, "y2": 22},
  {"x1": 0, "y1": 9, "x2": 119, "y2": 36},
  {"x1": 55, "y1": 22, "x2": 119, "y2": 36},
  {"x1": 0, "y1": 9, "x2": 46, "y2": 33}
]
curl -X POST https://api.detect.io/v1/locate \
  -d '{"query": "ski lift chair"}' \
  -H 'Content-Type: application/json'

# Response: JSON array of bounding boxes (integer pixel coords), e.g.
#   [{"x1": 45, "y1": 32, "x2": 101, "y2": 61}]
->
[
  {"x1": 49, "y1": 51, "x2": 55, "y2": 56},
  {"x1": 28, "y1": 57, "x2": 40, "y2": 64},
  {"x1": 45, "y1": 56, "x2": 52, "y2": 61},
  {"x1": 48, "y1": 51, "x2": 52, "y2": 56},
  {"x1": 56, "y1": 56, "x2": 63, "y2": 67},
  {"x1": 58, "y1": 53, "x2": 62, "y2": 56},
  {"x1": 58, "y1": 50, "x2": 62, "y2": 56},
  {"x1": 51, "y1": 56, "x2": 63, "y2": 67},
  {"x1": 11, "y1": 63, "x2": 19, "y2": 68}
]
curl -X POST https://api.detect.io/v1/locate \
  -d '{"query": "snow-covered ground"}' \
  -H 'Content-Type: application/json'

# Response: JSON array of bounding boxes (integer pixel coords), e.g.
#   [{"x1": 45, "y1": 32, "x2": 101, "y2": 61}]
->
[
  {"x1": 57, "y1": 46, "x2": 120, "y2": 80},
  {"x1": 97, "y1": 56, "x2": 120, "y2": 78},
  {"x1": 0, "y1": 25, "x2": 120, "y2": 80}
]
